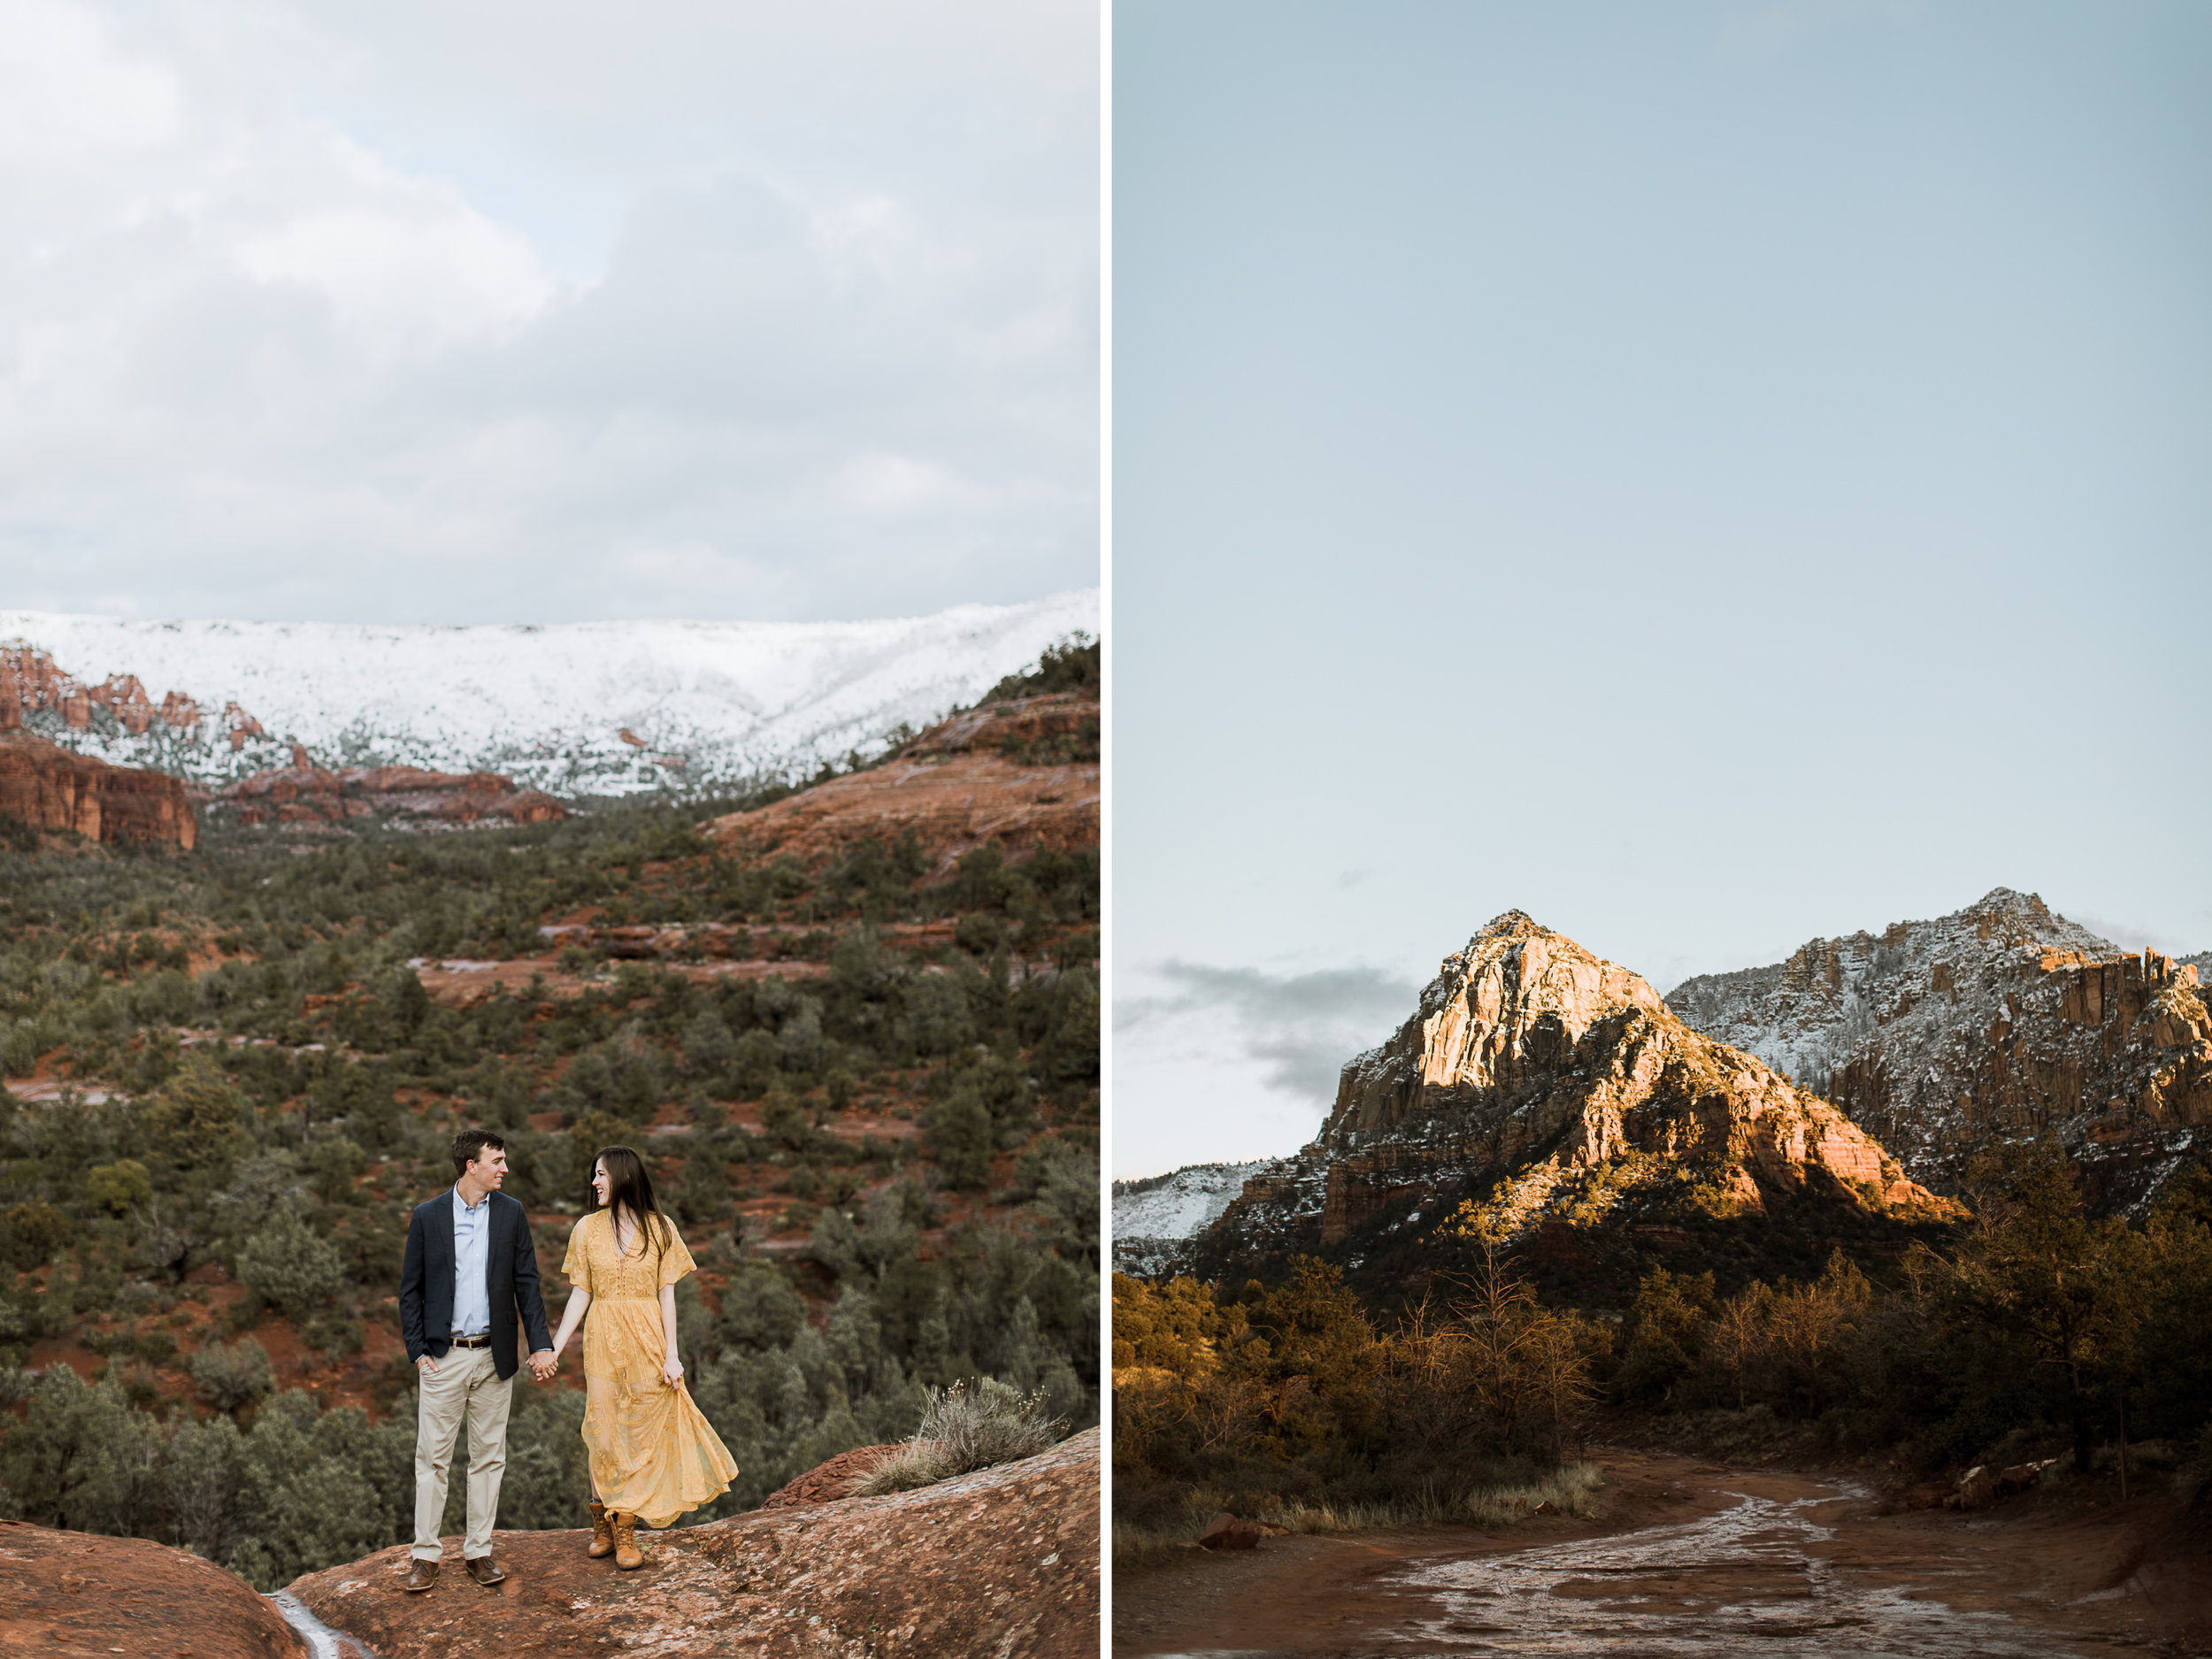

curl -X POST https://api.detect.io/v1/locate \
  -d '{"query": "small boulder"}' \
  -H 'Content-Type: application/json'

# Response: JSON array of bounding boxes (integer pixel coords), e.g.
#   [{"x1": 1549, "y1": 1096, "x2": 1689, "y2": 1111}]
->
[
  {"x1": 0, "y1": 1517, "x2": 306, "y2": 1657},
  {"x1": 1956, "y1": 1466, "x2": 1997, "y2": 1510},
  {"x1": 1996, "y1": 1457, "x2": 2059, "y2": 1496},
  {"x1": 1196, "y1": 1512, "x2": 1265, "y2": 1551},
  {"x1": 1533, "y1": 1501, "x2": 1559, "y2": 1516}
]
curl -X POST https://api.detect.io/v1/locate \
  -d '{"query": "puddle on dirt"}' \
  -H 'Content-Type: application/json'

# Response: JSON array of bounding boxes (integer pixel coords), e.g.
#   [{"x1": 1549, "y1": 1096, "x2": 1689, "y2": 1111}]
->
[{"x1": 1386, "y1": 1488, "x2": 2106, "y2": 1656}]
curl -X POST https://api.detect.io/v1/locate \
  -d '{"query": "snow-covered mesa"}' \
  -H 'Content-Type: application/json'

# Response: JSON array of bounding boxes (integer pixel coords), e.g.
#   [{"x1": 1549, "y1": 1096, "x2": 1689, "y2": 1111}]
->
[{"x1": 1, "y1": 592, "x2": 1095, "y2": 798}]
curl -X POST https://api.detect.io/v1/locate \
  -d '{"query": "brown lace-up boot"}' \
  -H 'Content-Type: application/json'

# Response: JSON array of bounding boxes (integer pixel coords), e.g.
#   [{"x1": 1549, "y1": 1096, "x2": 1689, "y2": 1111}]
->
[
  {"x1": 611, "y1": 1511, "x2": 645, "y2": 1571},
  {"x1": 588, "y1": 1502, "x2": 615, "y2": 1559}
]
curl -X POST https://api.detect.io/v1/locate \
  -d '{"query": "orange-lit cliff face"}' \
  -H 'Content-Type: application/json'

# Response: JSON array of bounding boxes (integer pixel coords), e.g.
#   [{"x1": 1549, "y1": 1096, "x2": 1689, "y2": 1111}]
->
[
  {"x1": 1193, "y1": 911, "x2": 1961, "y2": 1293},
  {"x1": 0, "y1": 732, "x2": 198, "y2": 850}
]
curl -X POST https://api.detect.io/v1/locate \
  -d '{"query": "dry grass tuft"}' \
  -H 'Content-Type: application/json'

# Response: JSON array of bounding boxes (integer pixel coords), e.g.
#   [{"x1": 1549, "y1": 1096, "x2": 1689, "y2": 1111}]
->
[
  {"x1": 856, "y1": 1379, "x2": 1068, "y2": 1496},
  {"x1": 1111, "y1": 1463, "x2": 1607, "y2": 1571},
  {"x1": 1263, "y1": 1463, "x2": 1606, "y2": 1532}
]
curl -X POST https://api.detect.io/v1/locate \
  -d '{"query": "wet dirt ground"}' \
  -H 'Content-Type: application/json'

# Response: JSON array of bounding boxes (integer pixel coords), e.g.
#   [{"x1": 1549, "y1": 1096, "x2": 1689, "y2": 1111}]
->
[{"x1": 1113, "y1": 1448, "x2": 2211, "y2": 1657}]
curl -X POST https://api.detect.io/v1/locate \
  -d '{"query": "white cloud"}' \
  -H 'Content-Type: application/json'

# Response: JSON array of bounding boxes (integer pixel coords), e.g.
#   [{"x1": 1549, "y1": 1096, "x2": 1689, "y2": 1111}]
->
[
  {"x1": 1118, "y1": 961, "x2": 1421, "y2": 1106},
  {"x1": 0, "y1": 0, "x2": 180, "y2": 165},
  {"x1": 0, "y1": 0, "x2": 1096, "y2": 625},
  {"x1": 838, "y1": 454, "x2": 986, "y2": 518},
  {"x1": 226, "y1": 142, "x2": 560, "y2": 354}
]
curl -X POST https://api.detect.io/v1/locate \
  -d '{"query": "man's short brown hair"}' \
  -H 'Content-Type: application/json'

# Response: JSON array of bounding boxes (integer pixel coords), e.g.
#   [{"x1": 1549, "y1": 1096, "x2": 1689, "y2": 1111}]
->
[{"x1": 452, "y1": 1130, "x2": 506, "y2": 1180}]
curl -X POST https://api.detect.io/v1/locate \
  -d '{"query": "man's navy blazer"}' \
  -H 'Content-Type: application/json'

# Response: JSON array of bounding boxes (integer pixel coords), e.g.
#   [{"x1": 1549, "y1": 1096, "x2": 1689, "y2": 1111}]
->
[{"x1": 398, "y1": 1187, "x2": 554, "y2": 1382}]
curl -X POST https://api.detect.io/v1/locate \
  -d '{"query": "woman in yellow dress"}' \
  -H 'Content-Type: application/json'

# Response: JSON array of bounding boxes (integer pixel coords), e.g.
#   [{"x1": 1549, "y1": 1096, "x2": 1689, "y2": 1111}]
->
[{"x1": 549, "y1": 1145, "x2": 738, "y2": 1567}]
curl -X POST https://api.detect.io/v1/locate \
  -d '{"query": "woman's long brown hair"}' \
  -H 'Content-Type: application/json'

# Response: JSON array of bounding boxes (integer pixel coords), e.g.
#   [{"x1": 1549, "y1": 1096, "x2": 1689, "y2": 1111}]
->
[{"x1": 589, "y1": 1145, "x2": 672, "y2": 1254}]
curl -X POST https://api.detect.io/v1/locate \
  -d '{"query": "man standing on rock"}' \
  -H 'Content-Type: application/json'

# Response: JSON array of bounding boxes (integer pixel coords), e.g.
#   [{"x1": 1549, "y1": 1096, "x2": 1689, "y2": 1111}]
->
[{"x1": 398, "y1": 1129, "x2": 557, "y2": 1593}]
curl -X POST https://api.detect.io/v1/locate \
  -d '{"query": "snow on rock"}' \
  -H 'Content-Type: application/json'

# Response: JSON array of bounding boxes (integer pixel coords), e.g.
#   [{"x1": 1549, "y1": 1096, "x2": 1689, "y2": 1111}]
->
[
  {"x1": 1667, "y1": 888, "x2": 2212, "y2": 1211},
  {"x1": 1111, "y1": 1161, "x2": 1272, "y2": 1279},
  {"x1": 0, "y1": 592, "x2": 1096, "y2": 800}
]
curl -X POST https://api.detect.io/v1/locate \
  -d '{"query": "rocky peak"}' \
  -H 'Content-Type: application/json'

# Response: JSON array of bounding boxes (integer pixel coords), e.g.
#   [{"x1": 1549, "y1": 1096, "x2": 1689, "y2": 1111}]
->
[
  {"x1": 1331, "y1": 910, "x2": 1666, "y2": 1141},
  {"x1": 1666, "y1": 890, "x2": 2211, "y2": 1212},
  {"x1": 1192, "y1": 913, "x2": 1956, "y2": 1296}
]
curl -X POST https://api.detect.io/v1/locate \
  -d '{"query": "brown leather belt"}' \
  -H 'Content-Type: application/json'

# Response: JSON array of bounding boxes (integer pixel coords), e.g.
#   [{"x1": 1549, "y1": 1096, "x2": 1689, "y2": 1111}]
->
[{"x1": 449, "y1": 1334, "x2": 492, "y2": 1349}]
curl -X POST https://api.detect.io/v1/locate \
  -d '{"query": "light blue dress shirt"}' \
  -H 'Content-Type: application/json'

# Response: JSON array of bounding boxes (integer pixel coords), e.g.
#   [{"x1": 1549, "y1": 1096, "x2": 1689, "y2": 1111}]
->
[{"x1": 451, "y1": 1186, "x2": 492, "y2": 1339}]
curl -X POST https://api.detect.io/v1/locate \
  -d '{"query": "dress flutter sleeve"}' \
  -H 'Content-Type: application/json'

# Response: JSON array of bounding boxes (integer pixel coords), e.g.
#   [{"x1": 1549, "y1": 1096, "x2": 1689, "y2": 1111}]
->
[
  {"x1": 560, "y1": 1217, "x2": 591, "y2": 1290},
  {"x1": 657, "y1": 1225, "x2": 696, "y2": 1288}
]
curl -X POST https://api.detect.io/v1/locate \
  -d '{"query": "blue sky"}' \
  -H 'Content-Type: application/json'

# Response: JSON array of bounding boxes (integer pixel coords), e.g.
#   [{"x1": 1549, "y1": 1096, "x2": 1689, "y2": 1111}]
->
[
  {"x1": 1111, "y1": 1, "x2": 2212, "y2": 1176},
  {"x1": 0, "y1": 0, "x2": 1097, "y2": 626}
]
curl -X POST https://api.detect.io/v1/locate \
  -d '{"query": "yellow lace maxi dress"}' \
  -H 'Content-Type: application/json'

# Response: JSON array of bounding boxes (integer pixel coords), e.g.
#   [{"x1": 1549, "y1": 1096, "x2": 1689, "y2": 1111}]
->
[{"x1": 561, "y1": 1210, "x2": 738, "y2": 1527}]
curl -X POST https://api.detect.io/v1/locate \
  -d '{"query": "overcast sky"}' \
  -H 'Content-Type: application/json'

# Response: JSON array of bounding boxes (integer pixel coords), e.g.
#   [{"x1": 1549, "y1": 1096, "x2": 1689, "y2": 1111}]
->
[
  {"x1": 0, "y1": 0, "x2": 1097, "y2": 625},
  {"x1": 1113, "y1": 1, "x2": 2212, "y2": 1178}
]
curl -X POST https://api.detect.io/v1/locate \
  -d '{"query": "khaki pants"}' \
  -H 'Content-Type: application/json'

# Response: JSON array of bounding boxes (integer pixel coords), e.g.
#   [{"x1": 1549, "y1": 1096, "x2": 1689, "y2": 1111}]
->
[{"x1": 412, "y1": 1344, "x2": 513, "y2": 1561}]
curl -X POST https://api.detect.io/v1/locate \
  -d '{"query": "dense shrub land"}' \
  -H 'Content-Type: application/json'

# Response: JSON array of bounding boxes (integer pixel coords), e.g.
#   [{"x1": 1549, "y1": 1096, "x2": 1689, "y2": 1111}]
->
[
  {"x1": 1113, "y1": 1239, "x2": 1610, "y2": 1555},
  {"x1": 0, "y1": 667, "x2": 1098, "y2": 1589},
  {"x1": 1113, "y1": 1144, "x2": 2212, "y2": 1554}
]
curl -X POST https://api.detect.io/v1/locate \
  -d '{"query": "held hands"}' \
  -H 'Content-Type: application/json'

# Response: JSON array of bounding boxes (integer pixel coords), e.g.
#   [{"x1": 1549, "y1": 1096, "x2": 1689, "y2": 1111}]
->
[{"x1": 528, "y1": 1348, "x2": 558, "y2": 1382}]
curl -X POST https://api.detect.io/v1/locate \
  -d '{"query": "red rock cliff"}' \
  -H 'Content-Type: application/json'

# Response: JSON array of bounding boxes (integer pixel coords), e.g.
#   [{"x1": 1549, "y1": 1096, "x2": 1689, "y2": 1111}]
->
[
  {"x1": 0, "y1": 731, "x2": 198, "y2": 850},
  {"x1": 0, "y1": 643, "x2": 208, "y2": 737},
  {"x1": 219, "y1": 755, "x2": 566, "y2": 830}
]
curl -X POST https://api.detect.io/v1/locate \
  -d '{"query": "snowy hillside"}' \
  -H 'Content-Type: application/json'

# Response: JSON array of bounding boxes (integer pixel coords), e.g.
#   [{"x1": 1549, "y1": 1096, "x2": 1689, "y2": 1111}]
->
[
  {"x1": 1112, "y1": 1161, "x2": 1271, "y2": 1279},
  {"x1": 1665, "y1": 887, "x2": 2115, "y2": 1098},
  {"x1": 0, "y1": 592, "x2": 1095, "y2": 798},
  {"x1": 1666, "y1": 887, "x2": 2212, "y2": 1206}
]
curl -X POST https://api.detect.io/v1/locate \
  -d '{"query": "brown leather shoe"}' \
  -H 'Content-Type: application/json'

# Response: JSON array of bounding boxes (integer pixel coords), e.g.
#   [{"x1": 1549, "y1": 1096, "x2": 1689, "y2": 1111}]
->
[
  {"x1": 611, "y1": 1512, "x2": 645, "y2": 1571},
  {"x1": 588, "y1": 1502, "x2": 614, "y2": 1560},
  {"x1": 464, "y1": 1555, "x2": 507, "y2": 1586},
  {"x1": 403, "y1": 1559, "x2": 440, "y2": 1593}
]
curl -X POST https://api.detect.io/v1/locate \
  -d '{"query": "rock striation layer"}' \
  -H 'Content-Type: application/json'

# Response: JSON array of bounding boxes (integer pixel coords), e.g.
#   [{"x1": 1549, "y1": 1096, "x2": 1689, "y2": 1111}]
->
[
  {"x1": 702, "y1": 691, "x2": 1099, "y2": 876},
  {"x1": 288, "y1": 1427, "x2": 1100, "y2": 1659},
  {"x1": 218, "y1": 750, "x2": 567, "y2": 831},
  {"x1": 1191, "y1": 912, "x2": 1958, "y2": 1292},
  {"x1": 0, "y1": 730, "x2": 198, "y2": 850},
  {"x1": 1666, "y1": 888, "x2": 2212, "y2": 1212}
]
